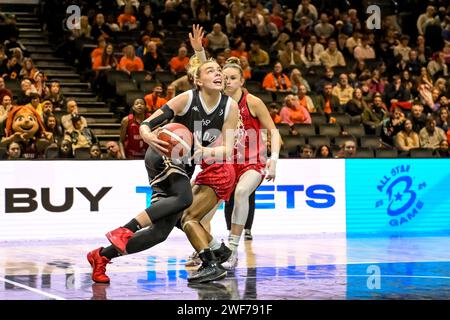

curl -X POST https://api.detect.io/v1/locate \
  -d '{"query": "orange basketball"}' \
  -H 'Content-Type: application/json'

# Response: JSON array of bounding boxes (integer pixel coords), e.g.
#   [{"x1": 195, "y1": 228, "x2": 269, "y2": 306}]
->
[{"x1": 157, "y1": 123, "x2": 193, "y2": 159}]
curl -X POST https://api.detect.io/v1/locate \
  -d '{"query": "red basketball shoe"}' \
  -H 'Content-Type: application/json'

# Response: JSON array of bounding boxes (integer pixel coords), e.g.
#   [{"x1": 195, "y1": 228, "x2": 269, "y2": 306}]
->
[
  {"x1": 105, "y1": 227, "x2": 134, "y2": 255},
  {"x1": 87, "y1": 247, "x2": 110, "y2": 283}
]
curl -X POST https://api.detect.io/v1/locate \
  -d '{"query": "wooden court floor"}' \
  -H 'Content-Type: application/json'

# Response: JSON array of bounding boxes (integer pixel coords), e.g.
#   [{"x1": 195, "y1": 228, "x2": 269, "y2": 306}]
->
[{"x1": 1, "y1": 234, "x2": 450, "y2": 300}]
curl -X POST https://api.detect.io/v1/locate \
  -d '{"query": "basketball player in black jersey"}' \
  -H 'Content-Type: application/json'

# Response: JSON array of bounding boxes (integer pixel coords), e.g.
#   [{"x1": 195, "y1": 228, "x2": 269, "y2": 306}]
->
[{"x1": 87, "y1": 53, "x2": 239, "y2": 284}]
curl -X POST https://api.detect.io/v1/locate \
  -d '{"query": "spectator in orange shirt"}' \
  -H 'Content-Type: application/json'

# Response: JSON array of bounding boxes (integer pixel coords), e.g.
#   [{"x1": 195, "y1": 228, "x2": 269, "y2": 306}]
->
[
  {"x1": 144, "y1": 83, "x2": 167, "y2": 113},
  {"x1": 262, "y1": 62, "x2": 292, "y2": 101},
  {"x1": 231, "y1": 40, "x2": 249, "y2": 60},
  {"x1": 169, "y1": 46, "x2": 189, "y2": 75},
  {"x1": 280, "y1": 94, "x2": 311, "y2": 126},
  {"x1": 239, "y1": 56, "x2": 252, "y2": 80},
  {"x1": 269, "y1": 103, "x2": 281, "y2": 124},
  {"x1": 117, "y1": 45, "x2": 144, "y2": 74},
  {"x1": 117, "y1": 3, "x2": 138, "y2": 31},
  {"x1": 91, "y1": 36, "x2": 107, "y2": 63}
]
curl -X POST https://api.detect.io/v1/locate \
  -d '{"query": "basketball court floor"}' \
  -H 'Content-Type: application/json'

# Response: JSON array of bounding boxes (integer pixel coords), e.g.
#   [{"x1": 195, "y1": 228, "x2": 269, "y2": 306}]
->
[{"x1": 1, "y1": 234, "x2": 450, "y2": 300}]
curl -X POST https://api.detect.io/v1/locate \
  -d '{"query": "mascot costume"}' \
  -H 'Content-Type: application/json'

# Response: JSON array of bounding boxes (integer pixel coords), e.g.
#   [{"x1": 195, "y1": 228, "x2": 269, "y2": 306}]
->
[{"x1": 1, "y1": 105, "x2": 53, "y2": 159}]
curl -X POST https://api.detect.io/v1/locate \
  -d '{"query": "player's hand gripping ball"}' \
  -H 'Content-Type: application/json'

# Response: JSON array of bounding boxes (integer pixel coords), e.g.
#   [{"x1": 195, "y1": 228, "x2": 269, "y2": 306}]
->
[{"x1": 157, "y1": 123, "x2": 193, "y2": 159}]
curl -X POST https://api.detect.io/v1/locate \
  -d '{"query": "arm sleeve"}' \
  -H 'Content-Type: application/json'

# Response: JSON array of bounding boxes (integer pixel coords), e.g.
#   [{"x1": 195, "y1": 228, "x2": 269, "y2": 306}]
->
[{"x1": 141, "y1": 104, "x2": 175, "y2": 130}]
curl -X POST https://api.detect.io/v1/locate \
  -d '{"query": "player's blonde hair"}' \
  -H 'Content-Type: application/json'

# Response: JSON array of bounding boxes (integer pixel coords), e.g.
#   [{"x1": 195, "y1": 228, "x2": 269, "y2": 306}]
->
[{"x1": 187, "y1": 55, "x2": 218, "y2": 87}]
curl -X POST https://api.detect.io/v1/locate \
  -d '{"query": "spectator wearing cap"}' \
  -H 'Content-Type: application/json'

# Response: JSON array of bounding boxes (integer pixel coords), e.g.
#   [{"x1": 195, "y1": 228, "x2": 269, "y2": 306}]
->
[
  {"x1": 64, "y1": 113, "x2": 98, "y2": 154},
  {"x1": 61, "y1": 99, "x2": 88, "y2": 131},
  {"x1": 40, "y1": 100, "x2": 53, "y2": 121},
  {"x1": 169, "y1": 46, "x2": 189, "y2": 75}
]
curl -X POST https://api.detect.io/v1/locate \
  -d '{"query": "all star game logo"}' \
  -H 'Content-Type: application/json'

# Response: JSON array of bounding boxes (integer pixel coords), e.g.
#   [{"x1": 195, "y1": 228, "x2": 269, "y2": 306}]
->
[{"x1": 375, "y1": 164, "x2": 426, "y2": 227}]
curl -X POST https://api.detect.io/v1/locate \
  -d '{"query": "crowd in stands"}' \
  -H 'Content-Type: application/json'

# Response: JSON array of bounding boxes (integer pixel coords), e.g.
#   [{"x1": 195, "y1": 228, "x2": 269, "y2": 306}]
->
[{"x1": 2, "y1": 0, "x2": 450, "y2": 159}]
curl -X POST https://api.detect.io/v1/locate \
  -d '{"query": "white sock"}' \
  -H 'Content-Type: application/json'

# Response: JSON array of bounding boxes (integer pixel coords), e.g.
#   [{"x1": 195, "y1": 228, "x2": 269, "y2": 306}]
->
[
  {"x1": 208, "y1": 238, "x2": 221, "y2": 251},
  {"x1": 228, "y1": 234, "x2": 240, "y2": 251}
]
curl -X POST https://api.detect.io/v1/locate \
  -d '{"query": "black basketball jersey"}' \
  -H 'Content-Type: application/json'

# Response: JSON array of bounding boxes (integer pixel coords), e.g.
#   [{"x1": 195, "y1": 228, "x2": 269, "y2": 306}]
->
[{"x1": 173, "y1": 89, "x2": 231, "y2": 148}]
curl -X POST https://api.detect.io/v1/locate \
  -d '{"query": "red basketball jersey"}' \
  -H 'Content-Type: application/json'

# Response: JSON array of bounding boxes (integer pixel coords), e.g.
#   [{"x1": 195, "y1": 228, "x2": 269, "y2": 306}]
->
[
  {"x1": 234, "y1": 92, "x2": 266, "y2": 165},
  {"x1": 124, "y1": 113, "x2": 149, "y2": 159}
]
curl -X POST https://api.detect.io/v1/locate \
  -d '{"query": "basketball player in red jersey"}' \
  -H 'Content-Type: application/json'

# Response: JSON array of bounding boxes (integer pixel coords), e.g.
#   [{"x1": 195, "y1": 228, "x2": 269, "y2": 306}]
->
[
  {"x1": 119, "y1": 98, "x2": 150, "y2": 159},
  {"x1": 189, "y1": 25, "x2": 282, "y2": 271},
  {"x1": 87, "y1": 47, "x2": 239, "y2": 284}
]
